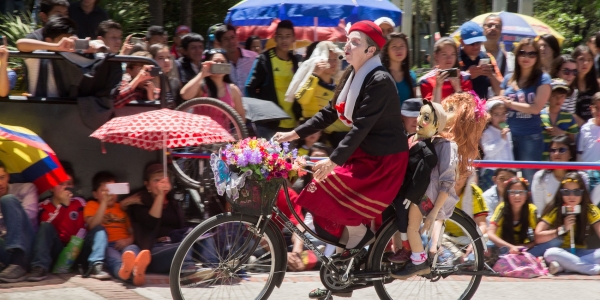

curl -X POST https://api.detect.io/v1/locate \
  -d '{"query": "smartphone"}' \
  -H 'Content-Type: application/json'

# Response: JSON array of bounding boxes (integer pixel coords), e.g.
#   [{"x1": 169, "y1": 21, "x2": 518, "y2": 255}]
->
[
  {"x1": 106, "y1": 183, "x2": 130, "y2": 195},
  {"x1": 478, "y1": 58, "x2": 490, "y2": 66},
  {"x1": 149, "y1": 66, "x2": 162, "y2": 76},
  {"x1": 499, "y1": 122, "x2": 509, "y2": 129},
  {"x1": 441, "y1": 68, "x2": 458, "y2": 78},
  {"x1": 74, "y1": 39, "x2": 90, "y2": 51},
  {"x1": 130, "y1": 37, "x2": 144, "y2": 45},
  {"x1": 562, "y1": 205, "x2": 581, "y2": 215},
  {"x1": 210, "y1": 63, "x2": 232, "y2": 75}
]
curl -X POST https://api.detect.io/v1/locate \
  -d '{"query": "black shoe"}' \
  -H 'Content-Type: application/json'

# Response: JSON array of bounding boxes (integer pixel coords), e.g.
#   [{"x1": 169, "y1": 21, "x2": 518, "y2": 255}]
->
[
  {"x1": 0, "y1": 264, "x2": 27, "y2": 283},
  {"x1": 27, "y1": 266, "x2": 48, "y2": 282},
  {"x1": 308, "y1": 288, "x2": 352, "y2": 299},
  {"x1": 90, "y1": 262, "x2": 111, "y2": 280},
  {"x1": 390, "y1": 260, "x2": 431, "y2": 279}
]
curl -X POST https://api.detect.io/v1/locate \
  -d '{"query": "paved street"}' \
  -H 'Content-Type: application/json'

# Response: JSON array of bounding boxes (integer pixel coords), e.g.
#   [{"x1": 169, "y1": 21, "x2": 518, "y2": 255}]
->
[{"x1": 0, "y1": 272, "x2": 599, "y2": 300}]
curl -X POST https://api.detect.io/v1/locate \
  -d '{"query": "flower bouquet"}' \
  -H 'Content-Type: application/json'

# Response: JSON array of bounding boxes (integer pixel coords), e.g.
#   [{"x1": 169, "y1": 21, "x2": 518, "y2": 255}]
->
[{"x1": 210, "y1": 138, "x2": 307, "y2": 216}]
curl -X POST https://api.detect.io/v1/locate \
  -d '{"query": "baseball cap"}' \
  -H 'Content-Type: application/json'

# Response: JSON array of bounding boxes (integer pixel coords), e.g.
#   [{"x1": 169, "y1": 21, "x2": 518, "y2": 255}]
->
[
  {"x1": 401, "y1": 98, "x2": 424, "y2": 118},
  {"x1": 550, "y1": 78, "x2": 570, "y2": 93},
  {"x1": 374, "y1": 17, "x2": 396, "y2": 28},
  {"x1": 459, "y1": 21, "x2": 487, "y2": 45},
  {"x1": 176, "y1": 25, "x2": 191, "y2": 35}
]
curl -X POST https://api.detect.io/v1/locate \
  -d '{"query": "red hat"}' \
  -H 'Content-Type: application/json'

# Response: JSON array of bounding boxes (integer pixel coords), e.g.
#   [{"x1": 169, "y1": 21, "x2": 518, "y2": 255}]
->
[{"x1": 348, "y1": 20, "x2": 386, "y2": 49}]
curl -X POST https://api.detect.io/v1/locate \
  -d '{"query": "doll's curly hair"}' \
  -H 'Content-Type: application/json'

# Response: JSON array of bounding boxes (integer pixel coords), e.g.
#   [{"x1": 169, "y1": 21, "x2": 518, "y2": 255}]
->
[{"x1": 441, "y1": 92, "x2": 487, "y2": 177}]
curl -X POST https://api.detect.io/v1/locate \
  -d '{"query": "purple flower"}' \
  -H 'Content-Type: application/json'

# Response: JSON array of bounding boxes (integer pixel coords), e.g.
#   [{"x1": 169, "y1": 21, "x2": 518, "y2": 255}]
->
[
  {"x1": 282, "y1": 142, "x2": 290, "y2": 153},
  {"x1": 237, "y1": 151, "x2": 249, "y2": 167},
  {"x1": 292, "y1": 148, "x2": 298, "y2": 157},
  {"x1": 249, "y1": 149, "x2": 262, "y2": 164}
]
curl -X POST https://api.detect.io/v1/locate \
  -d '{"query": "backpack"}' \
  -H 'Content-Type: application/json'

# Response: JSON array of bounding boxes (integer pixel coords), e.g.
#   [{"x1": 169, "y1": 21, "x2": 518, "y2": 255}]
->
[{"x1": 492, "y1": 251, "x2": 548, "y2": 278}]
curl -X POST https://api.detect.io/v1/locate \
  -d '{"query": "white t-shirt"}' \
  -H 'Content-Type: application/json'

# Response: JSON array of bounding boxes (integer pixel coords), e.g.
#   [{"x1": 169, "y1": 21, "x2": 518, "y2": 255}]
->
[
  {"x1": 578, "y1": 119, "x2": 600, "y2": 162},
  {"x1": 480, "y1": 125, "x2": 514, "y2": 170}
]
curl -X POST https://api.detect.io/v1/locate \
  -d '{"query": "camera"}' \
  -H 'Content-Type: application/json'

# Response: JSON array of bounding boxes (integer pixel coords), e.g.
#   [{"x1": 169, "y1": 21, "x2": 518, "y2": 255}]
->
[
  {"x1": 149, "y1": 66, "x2": 162, "y2": 76},
  {"x1": 441, "y1": 68, "x2": 458, "y2": 78}
]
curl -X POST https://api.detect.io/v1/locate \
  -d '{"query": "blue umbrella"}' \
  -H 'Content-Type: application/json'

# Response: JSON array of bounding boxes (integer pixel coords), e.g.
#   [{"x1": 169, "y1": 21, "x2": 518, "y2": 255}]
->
[{"x1": 225, "y1": 0, "x2": 402, "y2": 27}]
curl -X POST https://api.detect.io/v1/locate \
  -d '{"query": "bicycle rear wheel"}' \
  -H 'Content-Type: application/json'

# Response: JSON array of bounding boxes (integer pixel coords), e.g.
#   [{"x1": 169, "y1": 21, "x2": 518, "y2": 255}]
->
[
  {"x1": 170, "y1": 213, "x2": 284, "y2": 300},
  {"x1": 372, "y1": 209, "x2": 484, "y2": 300}
]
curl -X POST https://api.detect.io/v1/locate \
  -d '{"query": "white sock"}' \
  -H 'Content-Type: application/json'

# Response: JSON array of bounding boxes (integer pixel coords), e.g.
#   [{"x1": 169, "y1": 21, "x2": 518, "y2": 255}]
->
[
  {"x1": 345, "y1": 224, "x2": 368, "y2": 249},
  {"x1": 410, "y1": 251, "x2": 427, "y2": 265},
  {"x1": 400, "y1": 232, "x2": 408, "y2": 241}
]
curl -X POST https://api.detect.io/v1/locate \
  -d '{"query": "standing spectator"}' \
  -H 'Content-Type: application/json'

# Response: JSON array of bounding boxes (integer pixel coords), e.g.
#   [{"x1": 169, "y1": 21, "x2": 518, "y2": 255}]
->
[
  {"x1": 578, "y1": 93, "x2": 600, "y2": 192},
  {"x1": 149, "y1": 43, "x2": 181, "y2": 108},
  {"x1": 246, "y1": 20, "x2": 301, "y2": 139},
  {"x1": 96, "y1": 20, "x2": 123, "y2": 54},
  {"x1": 146, "y1": 26, "x2": 168, "y2": 46},
  {"x1": 0, "y1": 160, "x2": 38, "y2": 282},
  {"x1": 381, "y1": 33, "x2": 416, "y2": 105},
  {"x1": 400, "y1": 98, "x2": 423, "y2": 135},
  {"x1": 111, "y1": 51, "x2": 159, "y2": 108},
  {"x1": 479, "y1": 100, "x2": 513, "y2": 191},
  {"x1": 458, "y1": 21, "x2": 502, "y2": 99},
  {"x1": 537, "y1": 34, "x2": 561, "y2": 73},
  {"x1": 26, "y1": 0, "x2": 69, "y2": 41},
  {"x1": 497, "y1": 38, "x2": 551, "y2": 184},
  {"x1": 374, "y1": 17, "x2": 395, "y2": 37},
  {"x1": 245, "y1": 36, "x2": 263, "y2": 54},
  {"x1": 540, "y1": 79, "x2": 579, "y2": 160},
  {"x1": 482, "y1": 14, "x2": 514, "y2": 77},
  {"x1": 214, "y1": 24, "x2": 258, "y2": 92},
  {"x1": 418, "y1": 37, "x2": 473, "y2": 102},
  {"x1": 177, "y1": 33, "x2": 205, "y2": 86},
  {"x1": 68, "y1": 0, "x2": 108, "y2": 39},
  {"x1": 532, "y1": 135, "x2": 588, "y2": 216},
  {"x1": 536, "y1": 172, "x2": 600, "y2": 275},
  {"x1": 171, "y1": 25, "x2": 190, "y2": 60},
  {"x1": 594, "y1": 32, "x2": 600, "y2": 77},
  {"x1": 572, "y1": 46, "x2": 599, "y2": 122},
  {"x1": 482, "y1": 168, "x2": 518, "y2": 224},
  {"x1": 551, "y1": 55, "x2": 581, "y2": 123}
]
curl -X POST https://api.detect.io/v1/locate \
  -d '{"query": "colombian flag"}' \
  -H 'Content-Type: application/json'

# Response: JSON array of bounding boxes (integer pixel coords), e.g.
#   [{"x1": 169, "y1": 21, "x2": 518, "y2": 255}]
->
[{"x1": 0, "y1": 123, "x2": 68, "y2": 193}]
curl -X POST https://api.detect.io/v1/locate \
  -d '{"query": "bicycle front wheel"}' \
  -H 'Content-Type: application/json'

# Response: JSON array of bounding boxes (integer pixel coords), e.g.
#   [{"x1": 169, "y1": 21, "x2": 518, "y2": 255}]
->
[
  {"x1": 170, "y1": 213, "x2": 284, "y2": 300},
  {"x1": 372, "y1": 209, "x2": 484, "y2": 300}
]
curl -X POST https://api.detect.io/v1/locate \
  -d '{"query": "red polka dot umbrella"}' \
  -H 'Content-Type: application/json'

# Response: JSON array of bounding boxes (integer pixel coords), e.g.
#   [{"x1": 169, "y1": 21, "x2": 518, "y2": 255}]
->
[{"x1": 90, "y1": 109, "x2": 235, "y2": 176}]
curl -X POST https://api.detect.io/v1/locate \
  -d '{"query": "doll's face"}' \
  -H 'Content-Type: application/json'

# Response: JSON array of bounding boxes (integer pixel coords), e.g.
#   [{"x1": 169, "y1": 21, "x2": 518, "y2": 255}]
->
[{"x1": 416, "y1": 104, "x2": 438, "y2": 138}]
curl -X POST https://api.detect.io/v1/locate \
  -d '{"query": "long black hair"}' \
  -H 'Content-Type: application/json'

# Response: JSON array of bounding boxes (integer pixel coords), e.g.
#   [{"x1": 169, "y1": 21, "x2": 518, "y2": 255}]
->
[
  {"x1": 202, "y1": 49, "x2": 233, "y2": 98},
  {"x1": 539, "y1": 135, "x2": 577, "y2": 184},
  {"x1": 550, "y1": 55, "x2": 577, "y2": 96},
  {"x1": 500, "y1": 178, "x2": 534, "y2": 244},
  {"x1": 572, "y1": 45, "x2": 600, "y2": 93},
  {"x1": 381, "y1": 32, "x2": 415, "y2": 99},
  {"x1": 245, "y1": 35, "x2": 261, "y2": 51}
]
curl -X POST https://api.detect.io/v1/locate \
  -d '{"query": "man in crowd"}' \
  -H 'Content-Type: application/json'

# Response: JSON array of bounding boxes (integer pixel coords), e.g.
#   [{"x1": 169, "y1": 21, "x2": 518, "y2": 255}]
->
[
  {"x1": 374, "y1": 17, "x2": 395, "y2": 37},
  {"x1": 171, "y1": 25, "x2": 190, "y2": 60},
  {"x1": 213, "y1": 24, "x2": 258, "y2": 91},
  {"x1": 68, "y1": 0, "x2": 108, "y2": 39},
  {"x1": 0, "y1": 160, "x2": 38, "y2": 282},
  {"x1": 146, "y1": 26, "x2": 168, "y2": 47},
  {"x1": 481, "y1": 14, "x2": 514, "y2": 77},
  {"x1": 458, "y1": 21, "x2": 502, "y2": 99},
  {"x1": 96, "y1": 20, "x2": 123, "y2": 54},
  {"x1": 25, "y1": 0, "x2": 69, "y2": 41},
  {"x1": 246, "y1": 20, "x2": 301, "y2": 139},
  {"x1": 177, "y1": 33, "x2": 205, "y2": 86}
]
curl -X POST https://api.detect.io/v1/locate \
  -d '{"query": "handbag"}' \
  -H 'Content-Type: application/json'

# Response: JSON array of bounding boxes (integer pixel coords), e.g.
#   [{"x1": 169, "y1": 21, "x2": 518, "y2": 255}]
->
[{"x1": 492, "y1": 251, "x2": 548, "y2": 278}]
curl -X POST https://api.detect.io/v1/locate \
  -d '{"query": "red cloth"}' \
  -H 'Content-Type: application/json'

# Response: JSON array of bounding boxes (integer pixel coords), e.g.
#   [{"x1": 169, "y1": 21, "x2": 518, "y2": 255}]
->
[
  {"x1": 348, "y1": 21, "x2": 386, "y2": 49},
  {"x1": 418, "y1": 70, "x2": 473, "y2": 101},
  {"x1": 39, "y1": 197, "x2": 86, "y2": 244},
  {"x1": 296, "y1": 148, "x2": 408, "y2": 240},
  {"x1": 273, "y1": 187, "x2": 303, "y2": 231},
  {"x1": 112, "y1": 79, "x2": 159, "y2": 108}
]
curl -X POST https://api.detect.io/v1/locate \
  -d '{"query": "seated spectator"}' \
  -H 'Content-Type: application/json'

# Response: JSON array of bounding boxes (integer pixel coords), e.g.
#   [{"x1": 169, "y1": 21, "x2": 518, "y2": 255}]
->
[
  {"x1": 120, "y1": 164, "x2": 218, "y2": 275},
  {"x1": 245, "y1": 36, "x2": 263, "y2": 55},
  {"x1": 532, "y1": 135, "x2": 589, "y2": 216},
  {"x1": 69, "y1": 0, "x2": 108, "y2": 39},
  {"x1": 0, "y1": 160, "x2": 38, "y2": 283},
  {"x1": 400, "y1": 98, "x2": 423, "y2": 135},
  {"x1": 540, "y1": 79, "x2": 579, "y2": 160},
  {"x1": 272, "y1": 183, "x2": 306, "y2": 271},
  {"x1": 487, "y1": 177, "x2": 539, "y2": 255},
  {"x1": 292, "y1": 142, "x2": 331, "y2": 194},
  {"x1": 146, "y1": 25, "x2": 168, "y2": 47},
  {"x1": 297, "y1": 130, "x2": 322, "y2": 157},
  {"x1": 148, "y1": 43, "x2": 181, "y2": 108},
  {"x1": 111, "y1": 51, "x2": 159, "y2": 108},
  {"x1": 550, "y1": 55, "x2": 581, "y2": 123},
  {"x1": 84, "y1": 172, "x2": 150, "y2": 285},
  {"x1": 213, "y1": 24, "x2": 258, "y2": 91},
  {"x1": 419, "y1": 37, "x2": 473, "y2": 102},
  {"x1": 171, "y1": 25, "x2": 190, "y2": 60},
  {"x1": 96, "y1": 19, "x2": 123, "y2": 54},
  {"x1": 482, "y1": 168, "x2": 518, "y2": 224},
  {"x1": 25, "y1": 0, "x2": 69, "y2": 41},
  {"x1": 479, "y1": 100, "x2": 513, "y2": 191},
  {"x1": 536, "y1": 172, "x2": 600, "y2": 275},
  {"x1": 578, "y1": 92, "x2": 600, "y2": 192},
  {"x1": 26, "y1": 167, "x2": 110, "y2": 282},
  {"x1": 177, "y1": 33, "x2": 205, "y2": 86},
  {"x1": 180, "y1": 48, "x2": 245, "y2": 119}
]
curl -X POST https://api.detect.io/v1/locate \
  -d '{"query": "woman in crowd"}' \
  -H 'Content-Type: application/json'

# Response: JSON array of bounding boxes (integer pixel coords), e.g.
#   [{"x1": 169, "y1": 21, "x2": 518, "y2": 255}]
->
[
  {"x1": 497, "y1": 38, "x2": 551, "y2": 184},
  {"x1": 418, "y1": 37, "x2": 473, "y2": 102},
  {"x1": 537, "y1": 34, "x2": 561, "y2": 73},
  {"x1": 531, "y1": 135, "x2": 589, "y2": 215},
  {"x1": 571, "y1": 45, "x2": 599, "y2": 122},
  {"x1": 551, "y1": 55, "x2": 580, "y2": 120},
  {"x1": 536, "y1": 172, "x2": 600, "y2": 275},
  {"x1": 245, "y1": 36, "x2": 263, "y2": 54},
  {"x1": 381, "y1": 32, "x2": 416, "y2": 106},
  {"x1": 180, "y1": 48, "x2": 245, "y2": 120},
  {"x1": 148, "y1": 43, "x2": 182, "y2": 108},
  {"x1": 479, "y1": 100, "x2": 513, "y2": 191}
]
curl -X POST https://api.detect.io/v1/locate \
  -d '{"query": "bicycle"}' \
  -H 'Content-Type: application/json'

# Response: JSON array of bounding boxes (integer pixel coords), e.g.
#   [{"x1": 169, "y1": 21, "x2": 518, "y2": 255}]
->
[{"x1": 169, "y1": 169, "x2": 488, "y2": 300}]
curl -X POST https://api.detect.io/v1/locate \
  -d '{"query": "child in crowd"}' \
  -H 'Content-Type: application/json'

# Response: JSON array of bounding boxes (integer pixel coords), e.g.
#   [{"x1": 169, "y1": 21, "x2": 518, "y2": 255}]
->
[
  {"x1": 482, "y1": 168, "x2": 518, "y2": 224},
  {"x1": 479, "y1": 100, "x2": 513, "y2": 191},
  {"x1": 297, "y1": 130, "x2": 322, "y2": 157},
  {"x1": 84, "y1": 172, "x2": 151, "y2": 286},
  {"x1": 400, "y1": 98, "x2": 423, "y2": 135},
  {"x1": 535, "y1": 172, "x2": 600, "y2": 275},
  {"x1": 111, "y1": 51, "x2": 160, "y2": 108},
  {"x1": 540, "y1": 79, "x2": 579, "y2": 160},
  {"x1": 577, "y1": 92, "x2": 600, "y2": 192}
]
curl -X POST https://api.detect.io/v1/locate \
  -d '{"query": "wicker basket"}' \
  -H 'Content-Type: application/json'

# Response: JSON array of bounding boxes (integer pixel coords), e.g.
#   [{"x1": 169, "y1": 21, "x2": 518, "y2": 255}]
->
[{"x1": 227, "y1": 178, "x2": 284, "y2": 216}]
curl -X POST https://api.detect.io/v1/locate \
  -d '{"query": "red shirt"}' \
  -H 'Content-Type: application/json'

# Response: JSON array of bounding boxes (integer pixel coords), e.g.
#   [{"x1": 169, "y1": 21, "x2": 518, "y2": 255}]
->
[
  {"x1": 418, "y1": 68, "x2": 473, "y2": 101},
  {"x1": 39, "y1": 197, "x2": 86, "y2": 244},
  {"x1": 273, "y1": 188, "x2": 303, "y2": 231}
]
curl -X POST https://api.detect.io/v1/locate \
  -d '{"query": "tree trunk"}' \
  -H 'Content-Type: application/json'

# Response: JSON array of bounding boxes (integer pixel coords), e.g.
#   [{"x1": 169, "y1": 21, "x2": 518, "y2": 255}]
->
[
  {"x1": 148, "y1": 0, "x2": 164, "y2": 26},
  {"x1": 181, "y1": 0, "x2": 192, "y2": 27}
]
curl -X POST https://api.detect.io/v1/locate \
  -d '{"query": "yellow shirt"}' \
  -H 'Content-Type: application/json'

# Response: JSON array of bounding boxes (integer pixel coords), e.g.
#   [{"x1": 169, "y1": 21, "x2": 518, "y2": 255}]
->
[
  {"x1": 541, "y1": 204, "x2": 600, "y2": 248},
  {"x1": 295, "y1": 75, "x2": 350, "y2": 134},
  {"x1": 270, "y1": 53, "x2": 295, "y2": 128},
  {"x1": 446, "y1": 184, "x2": 489, "y2": 237},
  {"x1": 490, "y1": 202, "x2": 538, "y2": 244}
]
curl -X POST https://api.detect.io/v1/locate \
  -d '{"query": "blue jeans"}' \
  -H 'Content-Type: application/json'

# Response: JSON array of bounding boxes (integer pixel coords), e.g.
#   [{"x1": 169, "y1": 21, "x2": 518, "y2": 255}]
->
[
  {"x1": 512, "y1": 133, "x2": 544, "y2": 184},
  {"x1": 105, "y1": 242, "x2": 140, "y2": 279},
  {"x1": 544, "y1": 247, "x2": 600, "y2": 275},
  {"x1": 0, "y1": 195, "x2": 35, "y2": 266},
  {"x1": 527, "y1": 238, "x2": 563, "y2": 257},
  {"x1": 148, "y1": 237, "x2": 220, "y2": 273}
]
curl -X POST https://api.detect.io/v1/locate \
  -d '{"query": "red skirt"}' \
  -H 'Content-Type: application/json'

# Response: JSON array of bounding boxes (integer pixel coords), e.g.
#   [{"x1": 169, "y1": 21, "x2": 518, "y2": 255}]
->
[{"x1": 297, "y1": 148, "x2": 408, "y2": 241}]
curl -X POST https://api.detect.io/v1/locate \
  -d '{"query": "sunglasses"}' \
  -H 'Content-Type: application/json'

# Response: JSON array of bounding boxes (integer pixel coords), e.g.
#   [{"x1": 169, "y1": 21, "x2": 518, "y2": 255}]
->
[
  {"x1": 561, "y1": 68, "x2": 578, "y2": 76},
  {"x1": 549, "y1": 147, "x2": 568, "y2": 154},
  {"x1": 560, "y1": 188, "x2": 583, "y2": 196},
  {"x1": 518, "y1": 50, "x2": 538, "y2": 58},
  {"x1": 508, "y1": 190, "x2": 527, "y2": 196}
]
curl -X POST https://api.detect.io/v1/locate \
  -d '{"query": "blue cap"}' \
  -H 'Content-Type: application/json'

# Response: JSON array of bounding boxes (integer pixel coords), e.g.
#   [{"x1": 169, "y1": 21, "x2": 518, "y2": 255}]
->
[{"x1": 459, "y1": 21, "x2": 487, "y2": 45}]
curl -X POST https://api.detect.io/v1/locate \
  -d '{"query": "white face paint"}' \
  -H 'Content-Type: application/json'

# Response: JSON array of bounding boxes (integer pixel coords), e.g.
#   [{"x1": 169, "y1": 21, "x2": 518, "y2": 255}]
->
[{"x1": 344, "y1": 31, "x2": 370, "y2": 68}]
